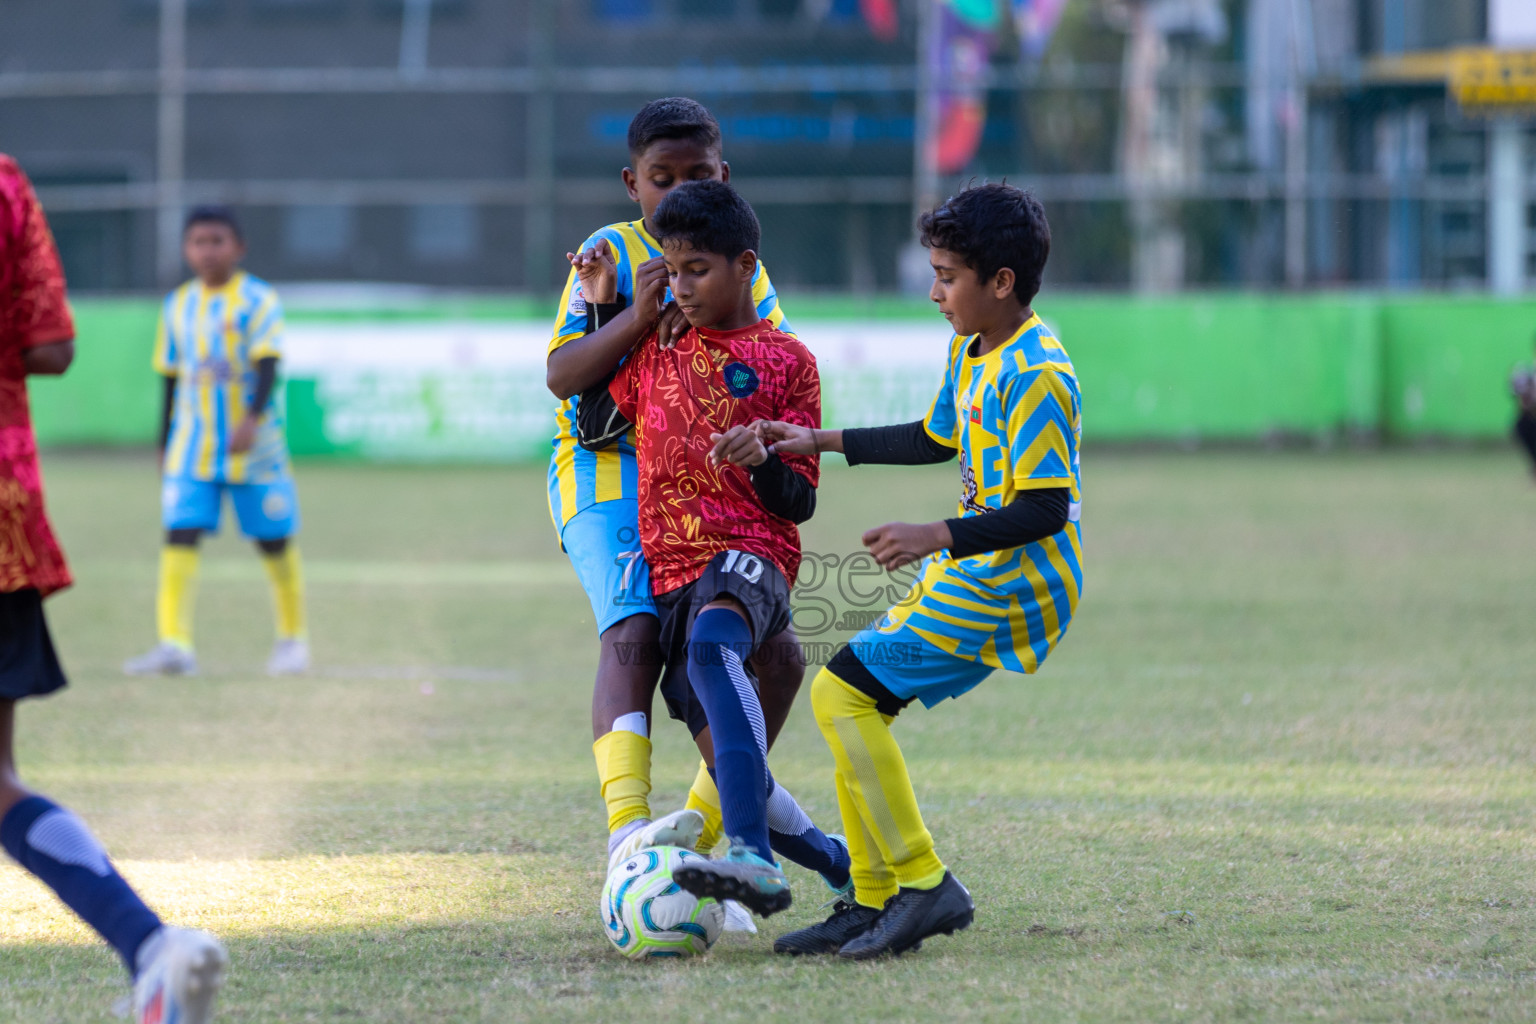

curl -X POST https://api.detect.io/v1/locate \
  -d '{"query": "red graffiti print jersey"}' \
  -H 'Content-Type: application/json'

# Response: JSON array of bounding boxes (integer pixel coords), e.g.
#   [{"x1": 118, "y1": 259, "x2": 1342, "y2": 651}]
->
[
  {"x1": 0, "y1": 155, "x2": 73, "y2": 597},
  {"x1": 610, "y1": 318, "x2": 820, "y2": 595}
]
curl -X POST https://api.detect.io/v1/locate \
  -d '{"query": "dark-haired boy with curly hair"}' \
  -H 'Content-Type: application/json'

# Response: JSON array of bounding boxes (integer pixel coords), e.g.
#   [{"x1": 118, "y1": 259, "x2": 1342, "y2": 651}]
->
[{"x1": 746, "y1": 183, "x2": 1083, "y2": 958}]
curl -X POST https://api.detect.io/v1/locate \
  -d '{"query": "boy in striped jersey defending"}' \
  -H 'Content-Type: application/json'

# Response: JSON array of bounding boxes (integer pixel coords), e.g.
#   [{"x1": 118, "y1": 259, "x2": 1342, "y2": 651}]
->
[
  {"x1": 547, "y1": 99, "x2": 834, "y2": 892},
  {"x1": 125, "y1": 207, "x2": 308, "y2": 678},
  {"x1": 747, "y1": 184, "x2": 1082, "y2": 958}
]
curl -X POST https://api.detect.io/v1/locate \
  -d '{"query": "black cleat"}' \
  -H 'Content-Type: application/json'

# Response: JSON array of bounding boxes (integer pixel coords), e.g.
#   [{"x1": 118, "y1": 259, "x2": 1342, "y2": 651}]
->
[
  {"x1": 836, "y1": 871, "x2": 974, "y2": 960},
  {"x1": 672, "y1": 844, "x2": 793, "y2": 918},
  {"x1": 773, "y1": 899, "x2": 881, "y2": 955}
]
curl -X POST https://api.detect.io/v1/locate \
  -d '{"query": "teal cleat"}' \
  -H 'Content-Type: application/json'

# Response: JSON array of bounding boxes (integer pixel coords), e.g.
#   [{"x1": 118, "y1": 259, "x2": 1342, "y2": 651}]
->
[
  {"x1": 821, "y1": 834, "x2": 855, "y2": 904},
  {"x1": 672, "y1": 841, "x2": 792, "y2": 918}
]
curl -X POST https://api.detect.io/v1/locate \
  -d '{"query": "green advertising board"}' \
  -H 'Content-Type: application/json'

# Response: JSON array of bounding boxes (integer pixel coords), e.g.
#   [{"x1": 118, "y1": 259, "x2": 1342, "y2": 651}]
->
[{"x1": 25, "y1": 293, "x2": 1536, "y2": 456}]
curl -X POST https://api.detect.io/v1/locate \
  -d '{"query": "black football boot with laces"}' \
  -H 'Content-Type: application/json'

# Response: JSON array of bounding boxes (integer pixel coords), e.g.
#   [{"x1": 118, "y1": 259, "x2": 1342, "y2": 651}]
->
[
  {"x1": 836, "y1": 871, "x2": 974, "y2": 959},
  {"x1": 772, "y1": 899, "x2": 881, "y2": 955}
]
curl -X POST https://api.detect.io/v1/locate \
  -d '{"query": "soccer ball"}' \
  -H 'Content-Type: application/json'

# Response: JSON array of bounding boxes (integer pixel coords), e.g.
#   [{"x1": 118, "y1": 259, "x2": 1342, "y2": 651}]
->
[{"x1": 599, "y1": 845, "x2": 726, "y2": 959}]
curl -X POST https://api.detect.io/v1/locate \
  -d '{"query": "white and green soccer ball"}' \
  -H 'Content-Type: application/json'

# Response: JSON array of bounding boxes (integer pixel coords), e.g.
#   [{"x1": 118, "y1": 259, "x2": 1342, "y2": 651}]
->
[{"x1": 600, "y1": 845, "x2": 726, "y2": 960}]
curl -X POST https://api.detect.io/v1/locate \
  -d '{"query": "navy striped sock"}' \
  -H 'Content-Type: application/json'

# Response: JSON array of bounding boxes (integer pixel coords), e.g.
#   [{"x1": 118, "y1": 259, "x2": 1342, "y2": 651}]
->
[
  {"x1": 0, "y1": 795, "x2": 162, "y2": 974},
  {"x1": 766, "y1": 780, "x2": 851, "y2": 887},
  {"x1": 687, "y1": 608, "x2": 772, "y2": 860}
]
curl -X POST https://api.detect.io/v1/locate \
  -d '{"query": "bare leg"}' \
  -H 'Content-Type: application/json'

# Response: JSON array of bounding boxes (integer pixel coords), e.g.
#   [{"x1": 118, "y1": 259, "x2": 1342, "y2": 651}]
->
[
  {"x1": 753, "y1": 622, "x2": 805, "y2": 750},
  {"x1": 591, "y1": 613, "x2": 662, "y2": 740},
  {"x1": 0, "y1": 699, "x2": 29, "y2": 819}
]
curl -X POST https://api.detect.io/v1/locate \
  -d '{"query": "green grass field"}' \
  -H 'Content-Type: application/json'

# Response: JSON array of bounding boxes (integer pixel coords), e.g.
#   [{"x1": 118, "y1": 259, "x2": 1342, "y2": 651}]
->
[{"x1": 4, "y1": 450, "x2": 1536, "y2": 1022}]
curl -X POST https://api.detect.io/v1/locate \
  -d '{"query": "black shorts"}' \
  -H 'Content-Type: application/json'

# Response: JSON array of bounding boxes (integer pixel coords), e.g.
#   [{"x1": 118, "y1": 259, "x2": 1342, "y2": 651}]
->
[
  {"x1": 0, "y1": 589, "x2": 67, "y2": 701},
  {"x1": 655, "y1": 550, "x2": 793, "y2": 737}
]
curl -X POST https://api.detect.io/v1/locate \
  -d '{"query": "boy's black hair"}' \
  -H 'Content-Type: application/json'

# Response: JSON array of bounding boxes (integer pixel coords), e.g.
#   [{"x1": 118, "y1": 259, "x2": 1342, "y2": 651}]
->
[
  {"x1": 652, "y1": 180, "x2": 760, "y2": 261},
  {"x1": 183, "y1": 204, "x2": 243, "y2": 241},
  {"x1": 627, "y1": 97, "x2": 722, "y2": 159},
  {"x1": 919, "y1": 183, "x2": 1050, "y2": 307}
]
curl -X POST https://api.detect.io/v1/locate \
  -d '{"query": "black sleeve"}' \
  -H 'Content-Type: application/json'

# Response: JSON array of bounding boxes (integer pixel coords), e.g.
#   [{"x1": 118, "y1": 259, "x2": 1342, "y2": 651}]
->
[
  {"x1": 842, "y1": 420, "x2": 956, "y2": 466},
  {"x1": 750, "y1": 453, "x2": 817, "y2": 524},
  {"x1": 945, "y1": 487, "x2": 1072, "y2": 558},
  {"x1": 250, "y1": 357, "x2": 278, "y2": 415},
  {"x1": 588, "y1": 298, "x2": 627, "y2": 331},
  {"x1": 158, "y1": 375, "x2": 176, "y2": 451}
]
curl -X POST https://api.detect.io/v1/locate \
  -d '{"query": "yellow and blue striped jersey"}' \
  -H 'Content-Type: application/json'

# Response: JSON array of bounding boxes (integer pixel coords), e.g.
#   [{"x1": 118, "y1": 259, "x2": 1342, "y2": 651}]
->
[
  {"x1": 891, "y1": 313, "x2": 1083, "y2": 674},
  {"x1": 153, "y1": 271, "x2": 290, "y2": 484},
  {"x1": 547, "y1": 217, "x2": 792, "y2": 531}
]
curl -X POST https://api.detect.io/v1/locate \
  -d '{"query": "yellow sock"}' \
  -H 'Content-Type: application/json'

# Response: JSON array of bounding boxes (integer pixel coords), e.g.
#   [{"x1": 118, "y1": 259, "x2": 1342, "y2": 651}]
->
[
  {"x1": 685, "y1": 760, "x2": 724, "y2": 854},
  {"x1": 811, "y1": 667, "x2": 946, "y2": 891},
  {"x1": 261, "y1": 544, "x2": 307, "y2": 640},
  {"x1": 156, "y1": 545, "x2": 200, "y2": 651},
  {"x1": 837, "y1": 768, "x2": 897, "y2": 909},
  {"x1": 593, "y1": 730, "x2": 652, "y2": 834}
]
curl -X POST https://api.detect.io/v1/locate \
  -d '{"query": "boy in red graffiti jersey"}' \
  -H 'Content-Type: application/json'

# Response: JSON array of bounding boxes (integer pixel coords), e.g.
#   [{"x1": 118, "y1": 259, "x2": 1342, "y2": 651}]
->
[{"x1": 609, "y1": 180, "x2": 845, "y2": 916}]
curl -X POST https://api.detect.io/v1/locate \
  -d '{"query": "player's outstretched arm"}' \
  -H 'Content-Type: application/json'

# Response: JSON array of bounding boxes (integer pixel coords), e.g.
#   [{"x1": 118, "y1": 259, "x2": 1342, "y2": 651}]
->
[
  {"x1": 862, "y1": 521, "x2": 952, "y2": 571},
  {"x1": 864, "y1": 488, "x2": 1072, "y2": 571},
  {"x1": 546, "y1": 255, "x2": 668, "y2": 399},
  {"x1": 752, "y1": 419, "x2": 838, "y2": 457},
  {"x1": 711, "y1": 426, "x2": 817, "y2": 523}
]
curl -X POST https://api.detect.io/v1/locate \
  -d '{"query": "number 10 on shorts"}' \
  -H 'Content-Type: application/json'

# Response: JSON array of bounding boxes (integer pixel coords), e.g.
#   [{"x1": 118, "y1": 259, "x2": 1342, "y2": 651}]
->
[{"x1": 721, "y1": 550, "x2": 764, "y2": 584}]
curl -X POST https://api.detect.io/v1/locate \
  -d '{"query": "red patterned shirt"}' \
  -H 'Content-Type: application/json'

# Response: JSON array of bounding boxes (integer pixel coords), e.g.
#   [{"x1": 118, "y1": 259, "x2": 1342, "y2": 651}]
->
[
  {"x1": 611, "y1": 318, "x2": 820, "y2": 594},
  {"x1": 0, "y1": 155, "x2": 73, "y2": 597}
]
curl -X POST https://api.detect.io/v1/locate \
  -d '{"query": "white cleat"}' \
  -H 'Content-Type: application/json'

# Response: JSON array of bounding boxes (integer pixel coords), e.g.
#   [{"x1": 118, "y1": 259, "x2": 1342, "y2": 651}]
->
[
  {"x1": 266, "y1": 639, "x2": 310, "y2": 676},
  {"x1": 123, "y1": 644, "x2": 198, "y2": 677},
  {"x1": 132, "y1": 926, "x2": 228, "y2": 1024},
  {"x1": 721, "y1": 899, "x2": 758, "y2": 934},
  {"x1": 607, "y1": 808, "x2": 705, "y2": 873}
]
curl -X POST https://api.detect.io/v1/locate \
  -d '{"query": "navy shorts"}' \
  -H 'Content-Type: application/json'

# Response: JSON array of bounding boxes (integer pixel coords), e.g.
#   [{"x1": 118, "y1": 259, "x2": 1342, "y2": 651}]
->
[
  {"x1": 654, "y1": 550, "x2": 793, "y2": 737},
  {"x1": 0, "y1": 589, "x2": 67, "y2": 701}
]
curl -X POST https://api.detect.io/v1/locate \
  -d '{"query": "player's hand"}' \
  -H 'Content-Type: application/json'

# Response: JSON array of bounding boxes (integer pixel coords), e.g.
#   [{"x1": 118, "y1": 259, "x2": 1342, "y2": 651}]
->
[
  {"x1": 229, "y1": 417, "x2": 258, "y2": 454},
  {"x1": 862, "y1": 521, "x2": 950, "y2": 571},
  {"x1": 633, "y1": 256, "x2": 669, "y2": 324},
  {"x1": 656, "y1": 301, "x2": 689, "y2": 350},
  {"x1": 709, "y1": 425, "x2": 769, "y2": 468},
  {"x1": 753, "y1": 420, "x2": 818, "y2": 457},
  {"x1": 566, "y1": 238, "x2": 617, "y2": 305}
]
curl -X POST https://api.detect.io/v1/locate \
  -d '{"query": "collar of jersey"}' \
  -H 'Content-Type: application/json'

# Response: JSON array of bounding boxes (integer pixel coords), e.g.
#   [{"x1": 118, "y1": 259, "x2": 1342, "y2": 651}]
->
[
  {"x1": 190, "y1": 269, "x2": 247, "y2": 299},
  {"x1": 631, "y1": 217, "x2": 661, "y2": 253},
  {"x1": 962, "y1": 312, "x2": 1041, "y2": 363},
  {"x1": 694, "y1": 318, "x2": 772, "y2": 342}
]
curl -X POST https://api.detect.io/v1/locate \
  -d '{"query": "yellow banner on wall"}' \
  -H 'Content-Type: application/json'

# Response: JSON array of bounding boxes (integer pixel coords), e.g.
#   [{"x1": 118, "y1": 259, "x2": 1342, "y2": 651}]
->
[{"x1": 1449, "y1": 48, "x2": 1536, "y2": 113}]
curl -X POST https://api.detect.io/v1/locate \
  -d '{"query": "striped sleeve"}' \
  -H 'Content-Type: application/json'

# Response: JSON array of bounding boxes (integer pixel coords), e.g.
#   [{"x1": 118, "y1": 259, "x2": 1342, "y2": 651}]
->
[
  {"x1": 751, "y1": 260, "x2": 793, "y2": 337},
  {"x1": 247, "y1": 286, "x2": 284, "y2": 361},
  {"x1": 152, "y1": 294, "x2": 177, "y2": 375},
  {"x1": 922, "y1": 336, "x2": 962, "y2": 446},
  {"x1": 1005, "y1": 366, "x2": 1077, "y2": 489}
]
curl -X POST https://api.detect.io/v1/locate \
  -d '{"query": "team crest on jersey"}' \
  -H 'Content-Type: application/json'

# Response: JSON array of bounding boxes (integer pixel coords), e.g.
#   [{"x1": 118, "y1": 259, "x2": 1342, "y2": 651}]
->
[
  {"x1": 958, "y1": 384, "x2": 976, "y2": 422},
  {"x1": 723, "y1": 361, "x2": 759, "y2": 398},
  {"x1": 567, "y1": 281, "x2": 586, "y2": 317}
]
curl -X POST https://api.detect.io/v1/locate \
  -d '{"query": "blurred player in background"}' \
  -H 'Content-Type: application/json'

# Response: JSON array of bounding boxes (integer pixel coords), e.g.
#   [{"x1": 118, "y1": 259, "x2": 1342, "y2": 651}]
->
[
  {"x1": 0, "y1": 153, "x2": 227, "y2": 1024},
  {"x1": 546, "y1": 98, "x2": 810, "y2": 879},
  {"x1": 752, "y1": 184, "x2": 1081, "y2": 958},
  {"x1": 1509, "y1": 336, "x2": 1536, "y2": 476},
  {"x1": 610, "y1": 179, "x2": 848, "y2": 917},
  {"x1": 124, "y1": 207, "x2": 308, "y2": 678}
]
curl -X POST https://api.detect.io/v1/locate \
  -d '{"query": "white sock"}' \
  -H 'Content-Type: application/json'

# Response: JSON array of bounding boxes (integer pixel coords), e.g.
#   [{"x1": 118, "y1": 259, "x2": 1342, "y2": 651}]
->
[
  {"x1": 610, "y1": 712, "x2": 648, "y2": 738},
  {"x1": 607, "y1": 818, "x2": 649, "y2": 856}
]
